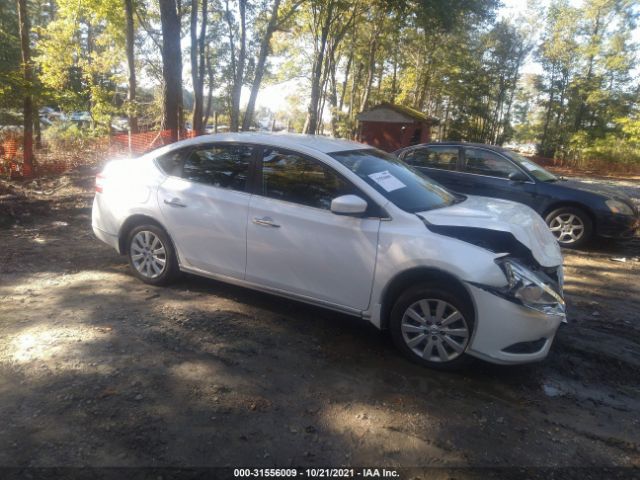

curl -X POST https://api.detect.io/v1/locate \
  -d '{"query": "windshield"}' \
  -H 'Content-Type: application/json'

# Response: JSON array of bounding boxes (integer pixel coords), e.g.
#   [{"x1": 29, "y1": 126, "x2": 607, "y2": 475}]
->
[
  {"x1": 330, "y1": 148, "x2": 458, "y2": 213},
  {"x1": 505, "y1": 151, "x2": 558, "y2": 182}
]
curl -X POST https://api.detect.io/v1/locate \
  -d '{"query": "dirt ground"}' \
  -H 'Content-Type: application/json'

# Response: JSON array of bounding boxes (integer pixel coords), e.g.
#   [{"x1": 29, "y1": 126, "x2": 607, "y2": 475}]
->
[{"x1": 1, "y1": 168, "x2": 640, "y2": 475}]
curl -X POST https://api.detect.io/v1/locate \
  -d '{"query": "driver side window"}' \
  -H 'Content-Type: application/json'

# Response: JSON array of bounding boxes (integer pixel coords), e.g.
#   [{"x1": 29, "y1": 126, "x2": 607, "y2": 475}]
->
[
  {"x1": 261, "y1": 148, "x2": 355, "y2": 210},
  {"x1": 463, "y1": 148, "x2": 520, "y2": 179}
]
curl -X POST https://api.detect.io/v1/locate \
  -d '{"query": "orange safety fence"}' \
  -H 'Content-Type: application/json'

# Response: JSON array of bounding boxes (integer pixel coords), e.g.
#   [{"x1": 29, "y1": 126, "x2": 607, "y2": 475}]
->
[
  {"x1": 0, "y1": 137, "x2": 22, "y2": 177},
  {"x1": 108, "y1": 129, "x2": 196, "y2": 157},
  {"x1": 4, "y1": 131, "x2": 640, "y2": 179}
]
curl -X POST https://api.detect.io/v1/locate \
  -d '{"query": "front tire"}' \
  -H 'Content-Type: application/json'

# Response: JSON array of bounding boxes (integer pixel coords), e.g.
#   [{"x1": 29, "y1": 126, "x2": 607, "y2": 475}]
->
[
  {"x1": 127, "y1": 224, "x2": 179, "y2": 286},
  {"x1": 545, "y1": 206, "x2": 593, "y2": 248},
  {"x1": 390, "y1": 283, "x2": 474, "y2": 370}
]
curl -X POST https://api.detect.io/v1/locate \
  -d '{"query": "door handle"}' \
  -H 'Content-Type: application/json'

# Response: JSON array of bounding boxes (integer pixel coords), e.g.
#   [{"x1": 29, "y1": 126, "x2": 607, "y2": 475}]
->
[
  {"x1": 252, "y1": 216, "x2": 280, "y2": 228},
  {"x1": 164, "y1": 198, "x2": 187, "y2": 208}
]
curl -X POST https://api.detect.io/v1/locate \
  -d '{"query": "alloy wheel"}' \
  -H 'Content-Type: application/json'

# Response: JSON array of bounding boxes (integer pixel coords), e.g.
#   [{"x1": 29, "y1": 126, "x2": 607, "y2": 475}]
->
[
  {"x1": 548, "y1": 213, "x2": 585, "y2": 244},
  {"x1": 400, "y1": 299, "x2": 470, "y2": 363},
  {"x1": 130, "y1": 230, "x2": 167, "y2": 279}
]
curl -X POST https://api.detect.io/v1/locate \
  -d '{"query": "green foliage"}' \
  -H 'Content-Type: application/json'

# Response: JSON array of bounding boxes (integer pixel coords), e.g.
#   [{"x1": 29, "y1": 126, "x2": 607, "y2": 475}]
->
[
  {"x1": 36, "y1": 0, "x2": 126, "y2": 114},
  {"x1": 2, "y1": 0, "x2": 639, "y2": 168},
  {"x1": 0, "y1": 0, "x2": 23, "y2": 110},
  {"x1": 516, "y1": 0, "x2": 640, "y2": 164},
  {"x1": 42, "y1": 121, "x2": 102, "y2": 151}
]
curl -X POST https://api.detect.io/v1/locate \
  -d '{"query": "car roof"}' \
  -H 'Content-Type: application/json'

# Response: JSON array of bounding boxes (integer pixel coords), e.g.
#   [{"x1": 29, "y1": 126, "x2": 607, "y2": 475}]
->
[
  {"x1": 156, "y1": 132, "x2": 370, "y2": 155},
  {"x1": 398, "y1": 141, "x2": 512, "y2": 154}
]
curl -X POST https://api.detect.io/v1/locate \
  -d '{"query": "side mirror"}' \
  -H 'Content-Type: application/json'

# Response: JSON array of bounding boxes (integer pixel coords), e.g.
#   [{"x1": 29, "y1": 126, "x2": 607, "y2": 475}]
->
[
  {"x1": 330, "y1": 195, "x2": 368, "y2": 216},
  {"x1": 509, "y1": 171, "x2": 529, "y2": 183}
]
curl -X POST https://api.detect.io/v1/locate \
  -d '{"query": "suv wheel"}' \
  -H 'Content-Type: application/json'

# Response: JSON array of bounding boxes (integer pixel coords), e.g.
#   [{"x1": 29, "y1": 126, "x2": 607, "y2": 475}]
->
[
  {"x1": 545, "y1": 206, "x2": 593, "y2": 248},
  {"x1": 390, "y1": 283, "x2": 474, "y2": 370},
  {"x1": 127, "y1": 224, "x2": 179, "y2": 285}
]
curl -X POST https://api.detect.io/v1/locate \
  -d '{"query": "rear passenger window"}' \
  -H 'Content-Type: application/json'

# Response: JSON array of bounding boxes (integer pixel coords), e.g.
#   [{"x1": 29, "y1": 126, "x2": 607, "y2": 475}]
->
[
  {"x1": 156, "y1": 150, "x2": 185, "y2": 177},
  {"x1": 404, "y1": 147, "x2": 458, "y2": 171},
  {"x1": 261, "y1": 148, "x2": 354, "y2": 210},
  {"x1": 183, "y1": 144, "x2": 253, "y2": 191}
]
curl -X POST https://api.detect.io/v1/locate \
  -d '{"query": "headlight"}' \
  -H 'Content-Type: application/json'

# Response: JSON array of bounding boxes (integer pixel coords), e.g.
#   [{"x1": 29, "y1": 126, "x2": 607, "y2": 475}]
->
[
  {"x1": 605, "y1": 199, "x2": 634, "y2": 216},
  {"x1": 497, "y1": 259, "x2": 565, "y2": 317}
]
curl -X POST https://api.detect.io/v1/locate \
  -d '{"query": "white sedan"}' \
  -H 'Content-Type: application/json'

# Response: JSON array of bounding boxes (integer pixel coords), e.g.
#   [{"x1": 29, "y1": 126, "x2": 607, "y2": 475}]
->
[{"x1": 92, "y1": 133, "x2": 566, "y2": 368}]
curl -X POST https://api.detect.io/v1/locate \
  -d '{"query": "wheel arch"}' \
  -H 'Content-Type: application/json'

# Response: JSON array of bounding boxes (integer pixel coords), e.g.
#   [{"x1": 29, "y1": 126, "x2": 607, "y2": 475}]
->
[
  {"x1": 379, "y1": 267, "x2": 475, "y2": 330},
  {"x1": 118, "y1": 214, "x2": 175, "y2": 255}
]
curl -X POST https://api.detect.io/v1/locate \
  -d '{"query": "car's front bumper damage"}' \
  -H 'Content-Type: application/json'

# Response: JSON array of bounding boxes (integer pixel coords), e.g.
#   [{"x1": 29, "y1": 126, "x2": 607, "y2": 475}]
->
[{"x1": 465, "y1": 282, "x2": 565, "y2": 364}]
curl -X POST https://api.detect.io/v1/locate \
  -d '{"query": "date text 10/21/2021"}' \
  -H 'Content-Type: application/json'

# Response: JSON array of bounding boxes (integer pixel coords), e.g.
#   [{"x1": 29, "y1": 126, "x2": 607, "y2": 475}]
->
[{"x1": 233, "y1": 468, "x2": 400, "y2": 478}]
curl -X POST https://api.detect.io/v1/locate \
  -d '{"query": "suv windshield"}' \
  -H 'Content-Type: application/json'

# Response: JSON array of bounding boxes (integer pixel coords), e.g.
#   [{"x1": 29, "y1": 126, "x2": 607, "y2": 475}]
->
[
  {"x1": 505, "y1": 151, "x2": 558, "y2": 182},
  {"x1": 330, "y1": 149, "x2": 458, "y2": 213}
]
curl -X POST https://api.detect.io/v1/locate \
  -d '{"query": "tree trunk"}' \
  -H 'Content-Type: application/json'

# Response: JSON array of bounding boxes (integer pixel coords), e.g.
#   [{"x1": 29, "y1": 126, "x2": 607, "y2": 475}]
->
[
  {"x1": 348, "y1": 62, "x2": 362, "y2": 119},
  {"x1": 328, "y1": 49, "x2": 339, "y2": 137},
  {"x1": 190, "y1": 0, "x2": 204, "y2": 135},
  {"x1": 197, "y1": 0, "x2": 207, "y2": 126},
  {"x1": 159, "y1": 0, "x2": 183, "y2": 142},
  {"x1": 305, "y1": 1, "x2": 334, "y2": 134},
  {"x1": 125, "y1": 0, "x2": 139, "y2": 148},
  {"x1": 228, "y1": 0, "x2": 246, "y2": 132},
  {"x1": 500, "y1": 45, "x2": 525, "y2": 143},
  {"x1": 338, "y1": 50, "x2": 353, "y2": 111},
  {"x1": 33, "y1": 99, "x2": 41, "y2": 149},
  {"x1": 541, "y1": 63, "x2": 557, "y2": 157},
  {"x1": 574, "y1": 9, "x2": 601, "y2": 132},
  {"x1": 242, "y1": 0, "x2": 281, "y2": 131},
  {"x1": 203, "y1": 49, "x2": 214, "y2": 128},
  {"x1": 17, "y1": 0, "x2": 34, "y2": 176},
  {"x1": 390, "y1": 50, "x2": 398, "y2": 103},
  {"x1": 317, "y1": 47, "x2": 333, "y2": 129},
  {"x1": 359, "y1": 37, "x2": 377, "y2": 112}
]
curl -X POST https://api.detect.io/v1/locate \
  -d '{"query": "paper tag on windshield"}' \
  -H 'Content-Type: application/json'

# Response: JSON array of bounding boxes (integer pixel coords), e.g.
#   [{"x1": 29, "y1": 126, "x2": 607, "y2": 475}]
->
[{"x1": 368, "y1": 170, "x2": 406, "y2": 192}]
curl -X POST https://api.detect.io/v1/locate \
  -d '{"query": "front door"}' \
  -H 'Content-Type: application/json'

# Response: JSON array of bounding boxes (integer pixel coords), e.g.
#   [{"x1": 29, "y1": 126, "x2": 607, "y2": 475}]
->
[
  {"x1": 157, "y1": 143, "x2": 255, "y2": 279},
  {"x1": 245, "y1": 147, "x2": 380, "y2": 311},
  {"x1": 461, "y1": 147, "x2": 537, "y2": 207}
]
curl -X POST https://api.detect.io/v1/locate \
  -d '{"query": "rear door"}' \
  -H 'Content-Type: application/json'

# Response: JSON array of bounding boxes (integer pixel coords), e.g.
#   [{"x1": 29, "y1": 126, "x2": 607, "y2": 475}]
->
[
  {"x1": 401, "y1": 146, "x2": 471, "y2": 193},
  {"x1": 245, "y1": 147, "x2": 380, "y2": 311},
  {"x1": 461, "y1": 147, "x2": 537, "y2": 207},
  {"x1": 157, "y1": 143, "x2": 255, "y2": 279}
]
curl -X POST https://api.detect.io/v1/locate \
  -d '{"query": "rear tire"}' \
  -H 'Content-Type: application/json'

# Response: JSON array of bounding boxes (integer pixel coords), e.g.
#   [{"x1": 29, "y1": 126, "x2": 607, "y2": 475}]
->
[
  {"x1": 390, "y1": 283, "x2": 474, "y2": 370},
  {"x1": 126, "y1": 224, "x2": 180, "y2": 286},
  {"x1": 545, "y1": 206, "x2": 593, "y2": 249}
]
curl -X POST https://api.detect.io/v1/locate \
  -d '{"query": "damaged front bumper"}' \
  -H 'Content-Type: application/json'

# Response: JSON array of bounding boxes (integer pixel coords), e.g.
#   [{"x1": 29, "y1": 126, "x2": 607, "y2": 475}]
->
[{"x1": 465, "y1": 282, "x2": 565, "y2": 365}]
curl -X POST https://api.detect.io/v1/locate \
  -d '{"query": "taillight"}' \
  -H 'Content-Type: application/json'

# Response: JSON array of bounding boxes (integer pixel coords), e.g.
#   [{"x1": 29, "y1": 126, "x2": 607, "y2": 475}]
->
[{"x1": 95, "y1": 173, "x2": 106, "y2": 193}]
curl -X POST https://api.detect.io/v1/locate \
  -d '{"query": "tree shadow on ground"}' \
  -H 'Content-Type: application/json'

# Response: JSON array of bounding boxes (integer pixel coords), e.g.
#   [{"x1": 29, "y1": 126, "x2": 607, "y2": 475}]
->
[{"x1": 2, "y1": 265, "x2": 639, "y2": 469}]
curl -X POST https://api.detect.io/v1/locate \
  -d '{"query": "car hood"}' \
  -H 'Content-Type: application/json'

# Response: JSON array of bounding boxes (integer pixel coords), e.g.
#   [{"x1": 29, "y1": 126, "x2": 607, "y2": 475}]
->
[
  {"x1": 558, "y1": 179, "x2": 634, "y2": 205},
  {"x1": 420, "y1": 195, "x2": 563, "y2": 267}
]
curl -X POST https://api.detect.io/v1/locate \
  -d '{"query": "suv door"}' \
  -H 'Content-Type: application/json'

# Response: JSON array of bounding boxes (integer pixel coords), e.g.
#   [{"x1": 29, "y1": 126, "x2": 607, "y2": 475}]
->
[
  {"x1": 401, "y1": 146, "x2": 468, "y2": 193},
  {"x1": 461, "y1": 147, "x2": 537, "y2": 207},
  {"x1": 245, "y1": 147, "x2": 380, "y2": 311},
  {"x1": 157, "y1": 143, "x2": 255, "y2": 278}
]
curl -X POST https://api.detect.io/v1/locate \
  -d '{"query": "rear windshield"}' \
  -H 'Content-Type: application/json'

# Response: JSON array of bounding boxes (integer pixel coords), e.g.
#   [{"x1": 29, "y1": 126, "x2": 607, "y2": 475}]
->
[{"x1": 330, "y1": 149, "x2": 458, "y2": 213}]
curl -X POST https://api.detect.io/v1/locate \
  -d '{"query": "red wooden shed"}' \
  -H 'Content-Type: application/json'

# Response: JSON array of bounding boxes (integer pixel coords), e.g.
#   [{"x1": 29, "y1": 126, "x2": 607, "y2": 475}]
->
[{"x1": 356, "y1": 103, "x2": 438, "y2": 152}]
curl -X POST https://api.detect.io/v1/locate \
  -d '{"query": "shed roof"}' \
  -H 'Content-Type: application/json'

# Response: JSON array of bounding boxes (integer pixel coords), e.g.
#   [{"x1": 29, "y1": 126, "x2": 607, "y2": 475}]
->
[{"x1": 357, "y1": 102, "x2": 439, "y2": 124}]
